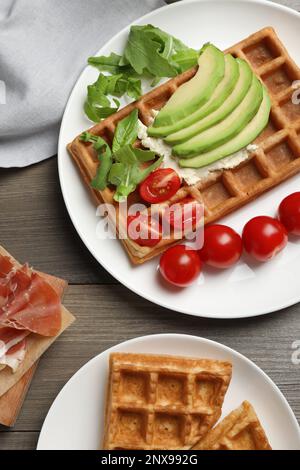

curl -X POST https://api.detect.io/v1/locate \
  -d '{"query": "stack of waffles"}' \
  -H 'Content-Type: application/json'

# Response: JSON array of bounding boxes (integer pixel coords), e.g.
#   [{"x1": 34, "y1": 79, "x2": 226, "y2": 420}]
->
[
  {"x1": 102, "y1": 353, "x2": 271, "y2": 450},
  {"x1": 68, "y1": 27, "x2": 300, "y2": 265}
]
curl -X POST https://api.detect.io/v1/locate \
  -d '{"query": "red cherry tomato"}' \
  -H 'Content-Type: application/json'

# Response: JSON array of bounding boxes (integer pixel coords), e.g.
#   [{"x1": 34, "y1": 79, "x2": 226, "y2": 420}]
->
[
  {"x1": 278, "y1": 192, "x2": 300, "y2": 236},
  {"x1": 168, "y1": 197, "x2": 202, "y2": 232},
  {"x1": 127, "y1": 213, "x2": 162, "y2": 247},
  {"x1": 159, "y1": 245, "x2": 202, "y2": 287},
  {"x1": 242, "y1": 216, "x2": 288, "y2": 262},
  {"x1": 139, "y1": 168, "x2": 181, "y2": 204},
  {"x1": 199, "y1": 224, "x2": 243, "y2": 269}
]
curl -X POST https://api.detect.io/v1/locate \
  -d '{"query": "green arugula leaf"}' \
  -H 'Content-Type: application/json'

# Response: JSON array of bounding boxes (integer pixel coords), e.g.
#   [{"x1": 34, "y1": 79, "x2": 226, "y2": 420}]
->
[
  {"x1": 80, "y1": 132, "x2": 112, "y2": 190},
  {"x1": 80, "y1": 113, "x2": 162, "y2": 199},
  {"x1": 108, "y1": 144, "x2": 163, "y2": 202},
  {"x1": 88, "y1": 52, "x2": 134, "y2": 75},
  {"x1": 171, "y1": 48, "x2": 200, "y2": 73},
  {"x1": 123, "y1": 25, "x2": 178, "y2": 77},
  {"x1": 85, "y1": 25, "x2": 199, "y2": 121},
  {"x1": 84, "y1": 74, "x2": 121, "y2": 122},
  {"x1": 112, "y1": 109, "x2": 138, "y2": 153},
  {"x1": 126, "y1": 77, "x2": 142, "y2": 100}
]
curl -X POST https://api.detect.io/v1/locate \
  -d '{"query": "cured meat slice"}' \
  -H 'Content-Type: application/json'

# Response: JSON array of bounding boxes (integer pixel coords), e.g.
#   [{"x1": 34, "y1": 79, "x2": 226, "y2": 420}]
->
[
  {"x1": 0, "y1": 328, "x2": 29, "y2": 372},
  {"x1": 0, "y1": 256, "x2": 16, "y2": 307},
  {"x1": 0, "y1": 256, "x2": 62, "y2": 337},
  {"x1": 0, "y1": 256, "x2": 14, "y2": 278}
]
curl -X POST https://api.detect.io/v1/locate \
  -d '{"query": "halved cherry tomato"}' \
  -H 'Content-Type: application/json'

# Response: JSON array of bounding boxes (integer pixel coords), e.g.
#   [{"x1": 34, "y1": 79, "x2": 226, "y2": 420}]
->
[
  {"x1": 159, "y1": 245, "x2": 202, "y2": 287},
  {"x1": 139, "y1": 168, "x2": 181, "y2": 204},
  {"x1": 168, "y1": 197, "x2": 202, "y2": 232},
  {"x1": 127, "y1": 213, "x2": 162, "y2": 247},
  {"x1": 242, "y1": 216, "x2": 288, "y2": 262},
  {"x1": 199, "y1": 224, "x2": 243, "y2": 269},
  {"x1": 279, "y1": 192, "x2": 300, "y2": 236}
]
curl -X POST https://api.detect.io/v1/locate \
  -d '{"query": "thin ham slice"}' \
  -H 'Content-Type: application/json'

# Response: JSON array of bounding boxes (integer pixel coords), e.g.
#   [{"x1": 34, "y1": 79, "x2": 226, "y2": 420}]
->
[
  {"x1": 0, "y1": 327, "x2": 29, "y2": 373},
  {"x1": 0, "y1": 256, "x2": 14, "y2": 278},
  {"x1": 0, "y1": 256, "x2": 16, "y2": 307},
  {"x1": 0, "y1": 256, "x2": 62, "y2": 337}
]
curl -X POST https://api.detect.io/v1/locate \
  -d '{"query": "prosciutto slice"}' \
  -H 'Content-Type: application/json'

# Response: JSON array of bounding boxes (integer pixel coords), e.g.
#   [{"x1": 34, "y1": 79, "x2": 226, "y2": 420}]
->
[
  {"x1": 0, "y1": 255, "x2": 62, "y2": 337},
  {"x1": 0, "y1": 327, "x2": 29, "y2": 373}
]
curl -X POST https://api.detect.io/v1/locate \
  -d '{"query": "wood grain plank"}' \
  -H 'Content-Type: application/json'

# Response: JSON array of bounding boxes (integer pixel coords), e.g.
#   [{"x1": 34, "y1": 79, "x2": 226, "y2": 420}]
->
[
  {"x1": 0, "y1": 158, "x2": 114, "y2": 285},
  {"x1": 0, "y1": 432, "x2": 38, "y2": 450},
  {"x1": 0, "y1": 284, "x2": 297, "y2": 445},
  {"x1": 0, "y1": 365, "x2": 37, "y2": 427}
]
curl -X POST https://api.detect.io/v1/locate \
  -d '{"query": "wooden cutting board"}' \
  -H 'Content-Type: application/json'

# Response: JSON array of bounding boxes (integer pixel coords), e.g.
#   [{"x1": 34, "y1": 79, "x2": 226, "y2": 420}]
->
[{"x1": 0, "y1": 263, "x2": 69, "y2": 427}]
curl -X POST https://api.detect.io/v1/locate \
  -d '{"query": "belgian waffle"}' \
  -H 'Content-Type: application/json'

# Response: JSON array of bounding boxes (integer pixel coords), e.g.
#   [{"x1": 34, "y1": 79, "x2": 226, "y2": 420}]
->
[
  {"x1": 192, "y1": 401, "x2": 272, "y2": 450},
  {"x1": 102, "y1": 353, "x2": 232, "y2": 450},
  {"x1": 68, "y1": 27, "x2": 300, "y2": 264}
]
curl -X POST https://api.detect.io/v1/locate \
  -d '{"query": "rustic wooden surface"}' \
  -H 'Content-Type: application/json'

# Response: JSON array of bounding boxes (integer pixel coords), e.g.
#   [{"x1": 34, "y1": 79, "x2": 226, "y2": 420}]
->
[{"x1": 0, "y1": 0, "x2": 299, "y2": 450}]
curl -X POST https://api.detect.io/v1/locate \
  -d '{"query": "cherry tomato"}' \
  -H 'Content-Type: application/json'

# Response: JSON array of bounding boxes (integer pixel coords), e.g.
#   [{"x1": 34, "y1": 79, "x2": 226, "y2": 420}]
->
[
  {"x1": 199, "y1": 224, "x2": 243, "y2": 269},
  {"x1": 139, "y1": 168, "x2": 181, "y2": 204},
  {"x1": 127, "y1": 213, "x2": 162, "y2": 247},
  {"x1": 242, "y1": 216, "x2": 288, "y2": 262},
  {"x1": 168, "y1": 197, "x2": 202, "y2": 232},
  {"x1": 279, "y1": 192, "x2": 300, "y2": 236},
  {"x1": 159, "y1": 245, "x2": 202, "y2": 287}
]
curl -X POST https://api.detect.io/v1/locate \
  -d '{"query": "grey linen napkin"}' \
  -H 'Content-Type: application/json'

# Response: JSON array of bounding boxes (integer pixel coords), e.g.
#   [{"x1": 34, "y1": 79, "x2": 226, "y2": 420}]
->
[{"x1": 0, "y1": 0, "x2": 165, "y2": 168}]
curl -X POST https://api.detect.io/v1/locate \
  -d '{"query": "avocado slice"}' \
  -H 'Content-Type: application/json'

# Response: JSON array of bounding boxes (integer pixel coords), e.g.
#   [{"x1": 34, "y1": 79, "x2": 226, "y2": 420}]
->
[
  {"x1": 150, "y1": 44, "x2": 225, "y2": 128},
  {"x1": 179, "y1": 87, "x2": 271, "y2": 169},
  {"x1": 167, "y1": 59, "x2": 253, "y2": 146},
  {"x1": 173, "y1": 74, "x2": 263, "y2": 157},
  {"x1": 149, "y1": 54, "x2": 239, "y2": 138}
]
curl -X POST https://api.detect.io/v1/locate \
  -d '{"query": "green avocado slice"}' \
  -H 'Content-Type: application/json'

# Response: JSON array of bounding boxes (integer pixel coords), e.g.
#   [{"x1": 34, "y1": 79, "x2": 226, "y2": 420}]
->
[
  {"x1": 165, "y1": 59, "x2": 253, "y2": 145},
  {"x1": 148, "y1": 54, "x2": 239, "y2": 138},
  {"x1": 151, "y1": 44, "x2": 225, "y2": 128},
  {"x1": 179, "y1": 87, "x2": 271, "y2": 169},
  {"x1": 173, "y1": 74, "x2": 263, "y2": 157}
]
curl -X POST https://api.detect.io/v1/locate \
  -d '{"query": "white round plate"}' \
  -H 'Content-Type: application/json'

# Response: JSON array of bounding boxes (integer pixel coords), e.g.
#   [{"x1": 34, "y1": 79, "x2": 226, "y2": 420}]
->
[
  {"x1": 58, "y1": 0, "x2": 300, "y2": 318},
  {"x1": 37, "y1": 334, "x2": 300, "y2": 450}
]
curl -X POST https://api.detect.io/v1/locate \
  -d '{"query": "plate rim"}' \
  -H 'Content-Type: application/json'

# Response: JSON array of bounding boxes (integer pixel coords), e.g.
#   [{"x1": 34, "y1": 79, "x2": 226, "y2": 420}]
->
[
  {"x1": 37, "y1": 332, "x2": 300, "y2": 450},
  {"x1": 58, "y1": 0, "x2": 300, "y2": 319}
]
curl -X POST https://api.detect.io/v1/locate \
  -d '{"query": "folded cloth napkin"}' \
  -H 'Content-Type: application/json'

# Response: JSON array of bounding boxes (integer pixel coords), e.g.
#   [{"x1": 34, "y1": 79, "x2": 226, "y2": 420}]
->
[{"x1": 0, "y1": 0, "x2": 165, "y2": 168}]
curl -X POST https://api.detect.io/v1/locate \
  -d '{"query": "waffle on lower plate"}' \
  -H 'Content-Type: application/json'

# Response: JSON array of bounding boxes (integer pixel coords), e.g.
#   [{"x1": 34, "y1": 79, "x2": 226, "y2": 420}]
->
[
  {"x1": 192, "y1": 401, "x2": 272, "y2": 450},
  {"x1": 103, "y1": 353, "x2": 232, "y2": 450},
  {"x1": 68, "y1": 27, "x2": 300, "y2": 264}
]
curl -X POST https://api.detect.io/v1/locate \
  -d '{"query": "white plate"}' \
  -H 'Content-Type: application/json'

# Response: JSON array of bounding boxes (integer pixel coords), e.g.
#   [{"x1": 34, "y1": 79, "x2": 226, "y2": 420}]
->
[
  {"x1": 37, "y1": 333, "x2": 300, "y2": 450},
  {"x1": 58, "y1": 0, "x2": 300, "y2": 318}
]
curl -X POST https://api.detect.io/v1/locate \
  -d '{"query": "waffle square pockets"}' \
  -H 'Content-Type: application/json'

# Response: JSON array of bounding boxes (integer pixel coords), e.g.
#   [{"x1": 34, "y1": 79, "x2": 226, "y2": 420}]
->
[
  {"x1": 103, "y1": 353, "x2": 232, "y2": 450},
  {"x1": 192, "y1": 401, "x2": 272, "y2": 450}
]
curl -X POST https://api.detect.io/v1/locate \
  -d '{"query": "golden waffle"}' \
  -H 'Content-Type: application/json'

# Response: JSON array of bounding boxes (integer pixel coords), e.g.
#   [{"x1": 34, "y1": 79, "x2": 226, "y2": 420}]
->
[
  {"x1": 192, "y1": 401, "x2": 272, "y2": 450},
  {"x1": 103, "y1": 353, "x2": 232, "y2": 450},
  {"x1": 68, "y1": 27, "x2": 300, "y2": 264}
]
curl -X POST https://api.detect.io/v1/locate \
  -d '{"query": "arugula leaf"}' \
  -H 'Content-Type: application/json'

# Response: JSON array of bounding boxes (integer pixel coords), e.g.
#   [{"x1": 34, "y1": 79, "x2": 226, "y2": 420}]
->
[
  {"x1": 88, "y1": 52, "x2": 134, "y2": 75},
  {"x1": 84, "y1": 74, "x2": 121, "y2": 122},
  {"x1": 123, "y1": 25, "x2": 178, "y2": 77},
  {"x1": 80, "y1": 113, "x2": 162, "y2": 200},
  {"x1": 108, "y1": 145, "x2": 163, "y2": 202},
  {"x1": 80, "y1": 132, "x2": 112, "y2": 190},
  {"x1": 85, "y1": 24, "x2": 199, "y2": 122},
  {"x1": 112, "y1": 109, "x2": 138, "y2": 153},
  {"x1": 123, "y1": 25, "x2": 199, "y2": 78},
  {"x1": 84, "y1": 72, "x2": 142, "y2": 122},
  {"x1": 171, "y1": 49, "x2": 200, "y2": 73},
  {"x1": 126, "y1": 77, "x2": 142, "y2": 100}
]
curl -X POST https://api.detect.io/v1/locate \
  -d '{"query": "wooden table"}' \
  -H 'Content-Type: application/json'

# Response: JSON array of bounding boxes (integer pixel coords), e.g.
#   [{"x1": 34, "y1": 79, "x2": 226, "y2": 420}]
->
[{"x1": 0, "y1": 0, "x2": 299, "y2": 451}]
